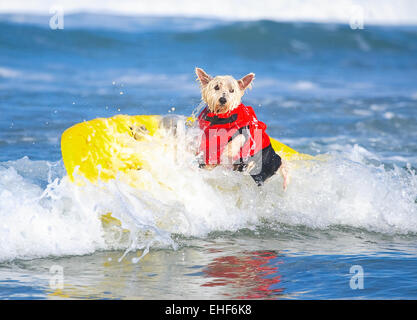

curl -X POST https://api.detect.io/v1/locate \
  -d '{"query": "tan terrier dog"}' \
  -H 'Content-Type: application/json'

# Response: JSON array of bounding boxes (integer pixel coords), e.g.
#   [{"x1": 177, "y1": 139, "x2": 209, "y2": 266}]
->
[{"x1": 195, "y1": 67, "x2": 289, "y2": 190}]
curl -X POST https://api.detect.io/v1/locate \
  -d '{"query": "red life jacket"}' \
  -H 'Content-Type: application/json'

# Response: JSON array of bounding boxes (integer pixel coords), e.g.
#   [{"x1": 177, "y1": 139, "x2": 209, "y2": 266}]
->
[{"x1": 198, "y1": 103, "x2": 271, "y2": 165}]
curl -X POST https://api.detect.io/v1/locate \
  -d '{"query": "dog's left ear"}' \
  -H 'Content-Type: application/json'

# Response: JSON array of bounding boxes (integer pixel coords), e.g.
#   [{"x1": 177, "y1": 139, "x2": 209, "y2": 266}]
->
[{"x1": 238, "y1": 73, "x2": 255, "y2": 91}]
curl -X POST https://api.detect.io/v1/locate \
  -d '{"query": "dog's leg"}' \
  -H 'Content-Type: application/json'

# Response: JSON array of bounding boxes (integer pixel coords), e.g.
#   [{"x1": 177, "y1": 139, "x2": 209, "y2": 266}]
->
[
  {"x1": 221, "y1": 134, "x2": 246, "y2": 164},
  {"x1": 131, "y1": 125, "x2": 149, "y2": 140},
  {"x1": 279, "y1": 160, "x2": 290, "y2": 191}
]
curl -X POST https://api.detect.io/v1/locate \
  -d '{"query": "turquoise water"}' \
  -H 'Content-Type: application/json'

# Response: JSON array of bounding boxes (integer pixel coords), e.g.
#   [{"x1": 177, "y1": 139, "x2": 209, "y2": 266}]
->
[{"x1": 0, "y1": 13, "x2": 417, "y2": 299}]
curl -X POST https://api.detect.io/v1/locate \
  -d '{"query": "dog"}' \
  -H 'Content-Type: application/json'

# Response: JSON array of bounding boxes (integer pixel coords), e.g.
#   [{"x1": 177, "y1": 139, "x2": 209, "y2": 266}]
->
[{"x1": 195, "y1": 67, "x2": 289, "y2": 190}]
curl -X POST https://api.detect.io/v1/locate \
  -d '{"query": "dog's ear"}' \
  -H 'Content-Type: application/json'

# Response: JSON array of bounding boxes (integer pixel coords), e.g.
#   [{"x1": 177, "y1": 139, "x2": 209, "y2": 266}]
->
[
  {"x1": 195, "y1": 67, "x2": 212, "y2": 86},
  {"x1": 238, "y1": 73, "x2": 255, "y2": 91}
]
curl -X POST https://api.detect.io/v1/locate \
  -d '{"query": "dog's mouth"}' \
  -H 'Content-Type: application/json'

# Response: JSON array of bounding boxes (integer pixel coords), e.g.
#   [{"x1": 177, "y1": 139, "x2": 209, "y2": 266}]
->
[{"x1": 211, "y1": 104, "x2": 229, "y2": 114}]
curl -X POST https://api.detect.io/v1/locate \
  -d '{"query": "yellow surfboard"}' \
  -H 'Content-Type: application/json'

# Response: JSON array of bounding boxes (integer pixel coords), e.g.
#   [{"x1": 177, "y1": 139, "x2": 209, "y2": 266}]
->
[
  {"x1": 61, "y1": 114, "x2": 312, "y2": 184},
  {"x1": 61, "y1": 115, "x2": 161, "y2": 183}
]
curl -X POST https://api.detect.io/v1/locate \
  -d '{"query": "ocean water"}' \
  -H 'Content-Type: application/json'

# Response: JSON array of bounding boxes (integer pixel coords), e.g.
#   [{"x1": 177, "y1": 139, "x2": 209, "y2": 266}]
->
[{"x1": 0, "y1": 9, "x2": 417, "y2": 300}]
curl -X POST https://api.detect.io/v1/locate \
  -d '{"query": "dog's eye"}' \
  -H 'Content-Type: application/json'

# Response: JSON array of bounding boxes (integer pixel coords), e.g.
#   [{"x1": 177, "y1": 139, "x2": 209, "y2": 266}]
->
[
  {"x1": 229, "y1": 89, "x2": 234, "y2": 93},
  {"x1": 214, "y1": 85, "x2": 220, "y2": 90}
]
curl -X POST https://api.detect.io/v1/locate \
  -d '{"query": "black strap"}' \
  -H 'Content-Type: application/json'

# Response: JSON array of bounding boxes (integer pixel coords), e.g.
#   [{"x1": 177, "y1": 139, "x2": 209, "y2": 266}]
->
[{"x1": 204, "y1": 113, "x2": 238, "y2": 125}]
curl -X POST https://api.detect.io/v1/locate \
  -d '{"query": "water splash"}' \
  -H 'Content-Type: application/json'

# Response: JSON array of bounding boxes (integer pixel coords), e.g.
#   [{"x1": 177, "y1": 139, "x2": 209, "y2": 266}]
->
[{"x1": 0, "y1": 127, "x2": 416, "y2": 263}]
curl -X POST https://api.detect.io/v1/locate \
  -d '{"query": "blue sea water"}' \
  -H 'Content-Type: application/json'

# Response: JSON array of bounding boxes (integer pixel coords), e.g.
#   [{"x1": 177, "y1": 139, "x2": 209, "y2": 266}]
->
[{"x1": 0, "y1": 13, "x2": 417, "y2": 299}]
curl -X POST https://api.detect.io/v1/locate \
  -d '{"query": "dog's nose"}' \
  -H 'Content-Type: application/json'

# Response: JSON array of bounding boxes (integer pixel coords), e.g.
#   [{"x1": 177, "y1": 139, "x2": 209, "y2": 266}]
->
[{"x1": 219, "y1": 97, "x2": 227, "y2": 105}]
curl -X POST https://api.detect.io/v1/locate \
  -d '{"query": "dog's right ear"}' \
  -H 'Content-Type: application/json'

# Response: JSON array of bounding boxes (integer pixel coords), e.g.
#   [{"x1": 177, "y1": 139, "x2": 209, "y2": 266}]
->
[{"x1": 195, "y1": 67, "x2": 212, "y2": 86}]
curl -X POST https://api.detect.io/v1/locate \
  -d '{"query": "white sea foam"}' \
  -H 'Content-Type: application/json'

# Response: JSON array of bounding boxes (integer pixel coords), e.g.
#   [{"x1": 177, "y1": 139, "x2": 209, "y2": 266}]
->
[
  {"x1": 0, "y1": 127, "x2": 416, "y2": 263},
  {"x1": 1, "y1": 0, "x2": 417, "y2": 25},
  {"x1": 0, "y1": 66, "x2": 54, "y2": 81},
  {"x1": 293, "y1": 81, "x2": 317, "y2": 91},
  {"x1": 0, "y1": 67, "x2": 20, "y2": 78},
  {"x1": 353, "y1": 109, "x2": 373, "y2": 117},
  {"x1": 0, "y1": 165, "x2": 106, "y2": 262},
  {"x1": 115, "y1": 73, "x2": 194, "y2": 91}
]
